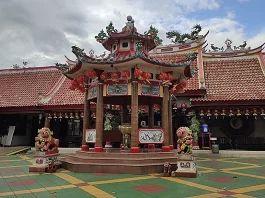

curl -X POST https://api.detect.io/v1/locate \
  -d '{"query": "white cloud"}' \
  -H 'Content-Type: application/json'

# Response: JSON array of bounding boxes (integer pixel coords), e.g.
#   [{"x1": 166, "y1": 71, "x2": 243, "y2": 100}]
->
[{"x1": 0, "y1": 0, "x2": 263, "y2": 69}]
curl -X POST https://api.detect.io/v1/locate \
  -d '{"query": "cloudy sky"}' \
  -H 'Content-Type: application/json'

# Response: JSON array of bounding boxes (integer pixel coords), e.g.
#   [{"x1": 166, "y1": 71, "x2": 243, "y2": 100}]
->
[{"x1": 0, "y1": 0, "x2": 264, "y2": 69}]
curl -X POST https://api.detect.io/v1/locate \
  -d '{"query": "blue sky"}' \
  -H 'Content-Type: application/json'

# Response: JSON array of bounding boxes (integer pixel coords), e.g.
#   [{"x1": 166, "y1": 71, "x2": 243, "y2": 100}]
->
[{"x1": 187, "y1": 0, "x2": 263, "y2": 37}]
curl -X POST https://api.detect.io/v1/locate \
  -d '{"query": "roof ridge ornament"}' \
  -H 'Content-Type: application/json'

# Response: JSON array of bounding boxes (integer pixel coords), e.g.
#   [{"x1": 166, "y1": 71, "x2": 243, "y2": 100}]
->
[
  {"x1": 166, "y1": 24, "x2": 202, "y2": 44},
  {"x1": 71, "y1": 46, "x2": 86, "y2": 61},
  {"x1": 207, "y1": 38, "x2": 251, "y2": 53}
]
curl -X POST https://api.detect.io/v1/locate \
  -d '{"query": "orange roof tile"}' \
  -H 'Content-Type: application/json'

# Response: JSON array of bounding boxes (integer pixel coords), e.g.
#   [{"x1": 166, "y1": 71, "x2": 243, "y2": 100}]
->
[
  {"x1": 46, "y1": 77, "x2": 84, "y2": 106},
  {"x1": 192, "y1": 57, "x2": 265, "y2": 102},
  {"x1": 0, "y1": 67, "x2": 62, "y2": 107}
]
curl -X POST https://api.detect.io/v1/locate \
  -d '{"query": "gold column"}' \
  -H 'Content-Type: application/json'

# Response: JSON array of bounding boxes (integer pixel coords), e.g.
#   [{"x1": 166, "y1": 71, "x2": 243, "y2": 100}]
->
[
  {"x1": 130, "y1": 81, "x2": 139, "y2": 153},
  {"x1": 81, "y1": 83, "x2": 90, "y2": 151},
  {"x1": 162, "y1": 85, "x2": 170, "y2": 152},
  {"x1": 168, "y1": 93, "x2": 174, "y2": 151},
  {"x1": 44, "y1": 113, "x2": 50, "y2": 128},
  {"x1": 95, "y1": 82, "x2": 104, "y2": 152}
]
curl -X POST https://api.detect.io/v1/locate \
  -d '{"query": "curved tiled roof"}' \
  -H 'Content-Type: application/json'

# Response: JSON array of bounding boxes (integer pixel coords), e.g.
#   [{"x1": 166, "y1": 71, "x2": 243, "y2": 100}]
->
[
  {"x1": 192, "y1": 57, "x2": 265, "y2": 102},
  {"x1": 0, "y1": 67, "x2": 62, "y2": 107},
  {"x1": 46, "y1": 77, "x2": 84, "y2": 106}
]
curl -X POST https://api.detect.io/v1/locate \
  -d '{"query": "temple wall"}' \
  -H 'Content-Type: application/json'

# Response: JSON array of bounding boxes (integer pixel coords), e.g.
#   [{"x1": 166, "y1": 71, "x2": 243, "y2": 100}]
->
[{"x1": 1, "y1": 115, "x2": 33, "y2": 146}]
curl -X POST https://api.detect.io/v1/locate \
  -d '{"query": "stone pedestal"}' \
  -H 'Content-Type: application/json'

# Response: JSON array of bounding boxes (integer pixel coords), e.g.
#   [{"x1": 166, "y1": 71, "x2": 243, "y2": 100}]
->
[
  {"x1": 174, "y1": 154, "x2": 197, "y2": 178},
  {"x1": 29, "y1": 151, "x2": 61, "y2": 172}
]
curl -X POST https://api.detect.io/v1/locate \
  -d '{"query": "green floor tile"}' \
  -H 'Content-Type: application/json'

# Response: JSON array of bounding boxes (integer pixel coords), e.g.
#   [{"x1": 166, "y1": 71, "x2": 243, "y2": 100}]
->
[
  {"x1": 67, "y1": 172, "x2": 143, "y2": 183},
  {"x1": 95, "y1": 178, "x2": 209, "y2": 198},
  {"x1": 182, "y1": 171, "x2": 265, "y2": 190}
]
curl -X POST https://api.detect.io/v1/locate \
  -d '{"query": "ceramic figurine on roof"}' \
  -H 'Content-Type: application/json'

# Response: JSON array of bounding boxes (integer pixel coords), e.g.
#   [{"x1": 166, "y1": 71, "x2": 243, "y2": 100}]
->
[
  {"x1": 205, "y1": 38, "x2": 257, "y2": 55},
  {"x1": 166, "y1": 24, "x2": 202, "y2": 44}
]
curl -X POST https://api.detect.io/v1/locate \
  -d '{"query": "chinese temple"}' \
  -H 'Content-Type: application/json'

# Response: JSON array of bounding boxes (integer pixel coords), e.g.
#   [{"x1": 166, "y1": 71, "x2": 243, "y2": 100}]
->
[{"x1": 0, "y1": 16, "x2": 265, "y2": 153}]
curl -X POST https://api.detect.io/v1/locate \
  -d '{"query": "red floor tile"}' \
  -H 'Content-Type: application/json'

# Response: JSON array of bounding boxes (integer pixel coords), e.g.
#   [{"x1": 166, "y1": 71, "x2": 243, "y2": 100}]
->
[
  {"x1": 0, "y1": 168, "x2": 23, "y2": 173},
  {"x1": 208, "y1": 176, "x2": 236, "y2": 183},
  {"x1": 219, "y1": 191, "x2": 237, "y2": 196},
  {"x1": 133, "y1": 184, "x2": 168, "y2": 193},
  {"x1": 8, "y1": 179, "x2": 36, "y2": 186}
]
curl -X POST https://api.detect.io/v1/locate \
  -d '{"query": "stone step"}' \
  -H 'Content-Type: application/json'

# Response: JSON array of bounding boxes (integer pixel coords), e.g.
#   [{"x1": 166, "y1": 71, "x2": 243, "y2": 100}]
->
[
  {"x1": 75, "y1": 151, "x2": 176, "y2": 158},
  {"x1": 66, "y1": 155, "x2": 178, "y2": 164},
  {"x1": 62, "y1": 160, "x2": 178, "y2": 174}
]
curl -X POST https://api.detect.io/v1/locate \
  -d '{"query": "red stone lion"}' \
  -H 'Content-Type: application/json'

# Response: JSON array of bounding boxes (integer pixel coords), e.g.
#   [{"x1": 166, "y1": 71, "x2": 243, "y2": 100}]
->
[{"x1": 35, "y1": 127, "x2": 59, "y2": 154}]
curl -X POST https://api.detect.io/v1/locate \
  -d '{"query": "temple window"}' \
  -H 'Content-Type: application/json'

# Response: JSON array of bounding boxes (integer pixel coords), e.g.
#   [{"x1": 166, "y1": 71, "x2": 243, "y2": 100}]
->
[
  {"x1": 122, "y1": 42, "x2": 129, "y2": 48},
  {"x1": 113, "y1": 44, "x2": 117, "y2": 51}
]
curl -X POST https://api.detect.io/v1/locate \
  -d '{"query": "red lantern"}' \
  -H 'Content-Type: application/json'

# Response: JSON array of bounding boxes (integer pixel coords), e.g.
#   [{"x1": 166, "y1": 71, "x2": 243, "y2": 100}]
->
[
  {"x1": 112, "y1": 72, "x2": 120, "y2": 79},
  {"x1": 122, "y1": 70, "x2": 130, "y2": 79},
  {"x1": 134, "y1": 68, "x2": 143, "y2": 78},
  {"x1": 167, "y1": 73, "x2": 174, "y2": 81},
  {"x1": 158, "y1": 72, "x2": 167, "y2": 80},
  {"x1": 78, "y1": 86, "x2": 85, "y2": 93},
  {"x1": 71, "y1": 79, "x2": 79, "y2": 87},
  {"x1": 87, "y1": 69, "x2": 96, "y2": 78},
  {"x1": 77, "y1": 75, "x2": 85, "y2": 84},
  {"x1": 69, "y1": 84, "x2": 75, "y2": 90},
  {"x1": 174, "y1": 85, "x2": 182, "y2": 92},
  {"x1": 100, "y1": 72, "x2": 108, "y2": 80},
  {"x1": 179, "y1": 78, "x2": 187, "y2": 88},
  {"x1": 142, "y1": 72, "x2": 151, "y2": 80}
]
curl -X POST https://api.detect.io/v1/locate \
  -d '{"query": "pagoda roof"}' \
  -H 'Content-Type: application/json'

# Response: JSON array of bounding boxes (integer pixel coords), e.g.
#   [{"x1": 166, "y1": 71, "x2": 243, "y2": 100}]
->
[
  {"x1": 62, "y1": 52, "x2": 193, "y2": 80},
  {"x1": 102, "y1": 31, "x2": 157, "y2": 51}
]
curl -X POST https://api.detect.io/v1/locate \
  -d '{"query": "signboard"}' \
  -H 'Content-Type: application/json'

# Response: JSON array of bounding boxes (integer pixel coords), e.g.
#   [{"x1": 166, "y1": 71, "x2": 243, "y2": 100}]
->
[
  {"x1": 107, "y1": 84, "x2": 128, "y2": 95},
  {"x1": 176, "y1": 160, "x2": 196, "y2": 172},
  {"x1": 138, "y1": 128, "x2": 164, "y2": 144},
  {"x1": 88, "y1": 86, "x2": 97, "y2": 99},
  {"x1": 141, "y1": 84, "x2": 160, "y2": 96},
  {"x1": 85, "y1": 129, "x2": 96, "y2": 143}
]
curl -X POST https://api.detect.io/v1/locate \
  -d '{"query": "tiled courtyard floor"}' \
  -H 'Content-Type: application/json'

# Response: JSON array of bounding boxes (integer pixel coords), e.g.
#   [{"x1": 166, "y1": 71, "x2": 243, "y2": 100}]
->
[{"x1": 1, "y1": 153, "x2": 265, "y2": 197}]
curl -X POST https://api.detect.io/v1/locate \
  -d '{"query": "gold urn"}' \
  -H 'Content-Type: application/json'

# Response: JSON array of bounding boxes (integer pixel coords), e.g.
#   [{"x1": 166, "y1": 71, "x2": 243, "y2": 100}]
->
[{"x1": 119, "y1": 123, "x2": 132, "y2": 135}]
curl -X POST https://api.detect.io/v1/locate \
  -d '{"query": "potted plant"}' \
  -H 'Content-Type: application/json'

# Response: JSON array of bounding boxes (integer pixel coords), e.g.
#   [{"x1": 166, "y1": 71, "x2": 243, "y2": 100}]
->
[{"x1": 189, "y1": 116, "x2": 201, "y2": 149}]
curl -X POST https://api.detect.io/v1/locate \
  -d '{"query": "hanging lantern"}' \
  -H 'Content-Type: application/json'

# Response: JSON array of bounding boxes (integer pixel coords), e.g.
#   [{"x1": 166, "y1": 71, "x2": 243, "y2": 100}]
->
[
  {"x1": 64, "y1": 112, "x2": 69, "y2": 119},
  {"x1": 69, "y1": 83, "x2": 75, "y2": 91},
  {"x1": 207, "y1": 109, "x2": 211, "y2": 119},
  {"x1": 78, "y1": 86, "x2": 85, "y2": 93},
  {"x1": 179, "y1": 78, "x2": 187, "y2": 89},
  {"x1": 77, "y1": 75, "x2": 85, "y2": 84},
  {"x1": 100, "y1": 72, "x2": 108, "y2": 81},
  {"x1": 236, "y1": 109, "x2": 241, "y2": 116},
  {"x1": 253, "y1": 108, "x2": 257, "y2": 119},
  {"x1": 87, "y1": 69, "x2": 97, "y2": 78},
  {"x1": 158, "y1": 72, "x2": 167, "y2": 81},
  {"x1": 167, "y1": 73, "x2": 174, "y2": 82},
  {"x1": 221, "y1": 109, "x2": 226, "y2": 119},
  {"x1": 134, "y1": 68, "x2": 143, "y2": 78},
  {"x1": 121, "y1": 70, "x2": 130, "y2": 79},
  {"x1": 75, "y1": 112, "x2": 79, "y2": 119},
  {"x1": 214, "y1": 109, "x2": 218, "y2": 119},
  {"x1": 48, "y1": 113, "x2": 52, "y2": 119},
  {"x1": 59, "y1": 113, "x2": 63, "y2": 119},
  {"x1": 229, "y1": 109, "x2": 234, "y2": 117},
  {"x1": 260, "y1": 108, "x2": 265, "y2": 119},
  {"x1": 53, "y1": 113, "x2": 57, "y2": 119},
  {"x1": 112, "y1": 71, "x2": 120, "y2": 79},
  {"x1": 142, "y1": 72, "x2": 151, "y2": 80},
  {"x1": 199, "y1": 110, "x2": 204, "y2": 118},
  {"x1": 70, "y1": 112, "x2": 74, "y2": 119},
  {"x1": 245, "y1": 109, "x2": 249, "y2": 119}
]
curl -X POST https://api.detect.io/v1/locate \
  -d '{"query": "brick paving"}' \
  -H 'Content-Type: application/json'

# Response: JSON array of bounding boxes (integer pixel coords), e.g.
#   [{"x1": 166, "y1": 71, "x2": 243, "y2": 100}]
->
[{"x1": 0, "y1": 153, "x2": 265, "y2": 197}]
